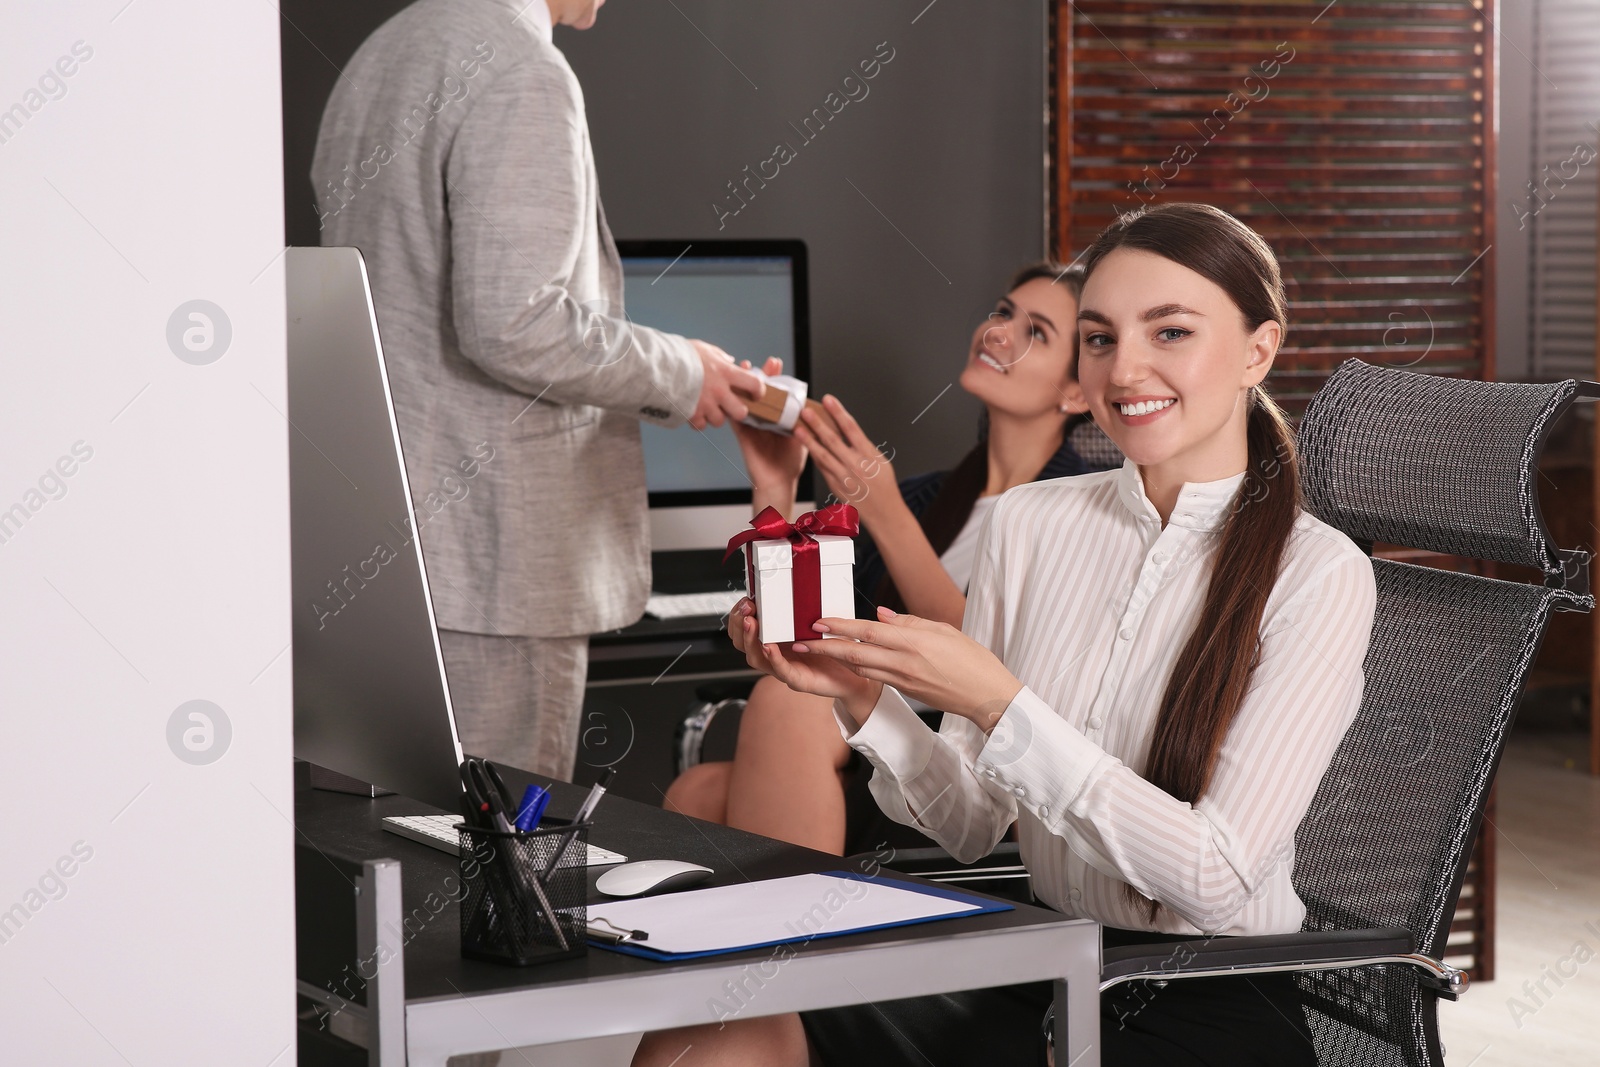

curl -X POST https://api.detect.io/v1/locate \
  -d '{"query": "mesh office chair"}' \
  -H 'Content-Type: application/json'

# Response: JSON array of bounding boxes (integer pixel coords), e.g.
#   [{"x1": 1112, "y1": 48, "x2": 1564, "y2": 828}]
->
[{"x1": 879, "y1": 359, "x2": 1597, "y2": 1066}]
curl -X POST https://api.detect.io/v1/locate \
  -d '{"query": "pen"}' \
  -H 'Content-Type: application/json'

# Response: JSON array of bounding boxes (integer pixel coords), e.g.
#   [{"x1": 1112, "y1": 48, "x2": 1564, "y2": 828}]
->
[
  {"x1": 544, "y1": 768, "x2": 614, "y2": 876},
  {"x1": 515, "y1": 784, "x2": 551, "y2": 832},
  {"x1": 574, "y1": 768, "x2": 614, "y2": 824}
]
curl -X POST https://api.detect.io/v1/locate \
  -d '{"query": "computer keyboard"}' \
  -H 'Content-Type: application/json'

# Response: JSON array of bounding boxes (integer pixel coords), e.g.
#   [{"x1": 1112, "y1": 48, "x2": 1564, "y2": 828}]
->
[
  {"x1": 380, "y1": 814, "x2": 627, "y2": 866},
  {"x1": 645, "y1": 589, "x2": 746, "y2": 620}
]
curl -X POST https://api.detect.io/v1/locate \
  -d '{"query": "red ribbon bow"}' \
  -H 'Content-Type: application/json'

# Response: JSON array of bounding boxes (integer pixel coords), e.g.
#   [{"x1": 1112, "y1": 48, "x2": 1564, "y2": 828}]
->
[
  {"x1": 722, "y1": 503, "x2": 860, "y2": 562},
  {"x1": 724, "y1": 503, "x2": 859, "y2": 642}
]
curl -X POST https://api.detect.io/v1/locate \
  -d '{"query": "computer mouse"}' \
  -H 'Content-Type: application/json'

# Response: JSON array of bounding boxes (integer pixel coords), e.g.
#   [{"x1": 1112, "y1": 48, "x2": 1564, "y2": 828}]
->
[{"x1": 595, "y1": 859, "x2": 714, "y2": 898}]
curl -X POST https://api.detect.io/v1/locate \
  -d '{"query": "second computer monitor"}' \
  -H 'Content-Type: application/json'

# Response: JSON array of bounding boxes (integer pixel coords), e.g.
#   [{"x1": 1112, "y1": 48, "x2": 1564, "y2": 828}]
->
[{"x1": 620, "y1": 240, "x2": 811, "y2": 510}]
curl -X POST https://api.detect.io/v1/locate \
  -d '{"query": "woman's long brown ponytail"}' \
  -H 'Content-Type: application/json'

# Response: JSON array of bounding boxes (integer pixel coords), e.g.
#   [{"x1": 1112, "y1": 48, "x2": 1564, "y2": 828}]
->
[
  {"x1": 1144, "y1": 388, "x2": 1299, "y2": 807},
  {"x1": 1078, "y1": 204, "x2": 1301, "y2": 920}
]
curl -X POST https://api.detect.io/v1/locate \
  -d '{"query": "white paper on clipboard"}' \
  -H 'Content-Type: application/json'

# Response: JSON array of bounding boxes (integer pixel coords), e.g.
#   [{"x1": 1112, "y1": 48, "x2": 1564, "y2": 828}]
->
[{"x1": 589, "y1": 872, "x2": 986, "y2": 957}]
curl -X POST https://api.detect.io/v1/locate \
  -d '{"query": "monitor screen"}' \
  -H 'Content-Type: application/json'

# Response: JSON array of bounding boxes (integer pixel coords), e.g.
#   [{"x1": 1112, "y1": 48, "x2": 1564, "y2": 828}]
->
[{"x1": 619, "y1": 240, "x2": 809, "y2": 506}]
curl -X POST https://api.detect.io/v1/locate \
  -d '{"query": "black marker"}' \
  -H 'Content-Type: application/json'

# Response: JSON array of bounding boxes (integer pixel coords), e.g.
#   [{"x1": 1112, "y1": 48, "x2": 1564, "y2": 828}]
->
[{"x1": 544, "y1": 768, "x2": 614, "y2": 876}]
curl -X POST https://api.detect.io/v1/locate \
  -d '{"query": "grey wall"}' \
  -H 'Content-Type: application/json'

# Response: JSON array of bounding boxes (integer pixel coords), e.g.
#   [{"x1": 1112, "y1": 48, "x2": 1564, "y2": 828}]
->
[
  {"x1": 281, "y1": 2, "x2": 1048, "y2": 479},
  {"x1": 558, "y1": 1, "x2": 1048, "y2": 475}
]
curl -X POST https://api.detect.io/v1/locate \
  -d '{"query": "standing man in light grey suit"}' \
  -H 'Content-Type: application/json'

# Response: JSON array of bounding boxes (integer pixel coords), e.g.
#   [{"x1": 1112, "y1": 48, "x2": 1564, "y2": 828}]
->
[{"x1": 313, "y1": 0, "x2": 762, "y2": 780}]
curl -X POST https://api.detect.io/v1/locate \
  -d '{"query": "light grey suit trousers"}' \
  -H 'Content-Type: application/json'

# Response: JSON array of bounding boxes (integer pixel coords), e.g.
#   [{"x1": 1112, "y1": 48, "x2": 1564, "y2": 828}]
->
[{"x1": 437, "y1": 629, "x2": 586, "y2": 780}]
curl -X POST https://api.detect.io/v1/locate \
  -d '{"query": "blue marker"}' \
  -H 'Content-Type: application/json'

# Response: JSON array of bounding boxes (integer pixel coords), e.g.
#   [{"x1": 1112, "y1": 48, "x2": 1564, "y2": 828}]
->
[{"x1": 514, "y1": 784, "x2": 551, "y2": 831}]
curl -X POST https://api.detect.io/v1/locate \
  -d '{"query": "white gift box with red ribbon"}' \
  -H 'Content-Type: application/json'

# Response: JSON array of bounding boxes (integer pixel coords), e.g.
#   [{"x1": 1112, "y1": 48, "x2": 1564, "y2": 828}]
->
[
  {"x1": 745, "y1": 536, "x2": 855, "y2": 644},
  {"x1": 724, "y1": 504, "x2": 859, "y2": 645}
]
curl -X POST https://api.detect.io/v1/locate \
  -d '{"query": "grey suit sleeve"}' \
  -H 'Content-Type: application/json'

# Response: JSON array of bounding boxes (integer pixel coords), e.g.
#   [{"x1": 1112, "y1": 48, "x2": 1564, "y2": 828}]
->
[{"x1": 445, "y1": 55, "x2": 702, "y2": 424}]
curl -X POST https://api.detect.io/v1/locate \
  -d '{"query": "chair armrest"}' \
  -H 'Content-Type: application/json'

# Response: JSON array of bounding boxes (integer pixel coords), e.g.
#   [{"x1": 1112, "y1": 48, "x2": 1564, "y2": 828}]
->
[
  {"x1": 861, "y1": 844, "x2": 1033, "y2": 904},
  {"x1": 1103, "y1": 927, "x2": 1413, "y2": 984},
  {"x1": 868, "y1": 843, "x2": 1021, "y2": 876},
  {"x1": 1045, "y1": 929, "x2": 1457, "y2": 1067},
  {"x1": 1100, "y1": 927, "x2": 1472, "y2": 997}
]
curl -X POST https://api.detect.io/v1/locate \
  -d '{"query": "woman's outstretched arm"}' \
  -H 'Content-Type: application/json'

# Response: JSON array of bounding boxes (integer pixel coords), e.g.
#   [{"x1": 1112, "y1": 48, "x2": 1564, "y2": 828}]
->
[{"x1": 731, "y1": 358, "x2": 808, "y2": 521}]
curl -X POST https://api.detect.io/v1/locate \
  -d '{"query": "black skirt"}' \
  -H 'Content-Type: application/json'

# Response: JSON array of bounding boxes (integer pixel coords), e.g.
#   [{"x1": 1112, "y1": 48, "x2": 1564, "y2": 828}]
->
[{"x1": 799, "y1": 928, "x2": 1318, "y2": 1067}]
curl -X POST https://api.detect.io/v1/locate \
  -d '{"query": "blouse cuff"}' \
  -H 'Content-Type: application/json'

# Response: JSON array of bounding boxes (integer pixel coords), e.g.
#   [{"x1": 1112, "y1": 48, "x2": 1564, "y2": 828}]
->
[
  {"x1": 973, "y1": 686, "x2": 1110, "y2": 819},
  {"x1": 833, "y1": 685, "x2": 937, "y2": 781}
]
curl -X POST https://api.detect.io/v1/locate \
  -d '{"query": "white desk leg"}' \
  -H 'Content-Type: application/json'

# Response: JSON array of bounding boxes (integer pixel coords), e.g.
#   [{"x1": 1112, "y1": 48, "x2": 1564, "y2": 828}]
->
[
  {"x1": 1056, "y1": 972, "x2": 1100, "y2": 1067},
  {"x1": 357, "y1": 860, "x2": 408, "y2": 1067}
]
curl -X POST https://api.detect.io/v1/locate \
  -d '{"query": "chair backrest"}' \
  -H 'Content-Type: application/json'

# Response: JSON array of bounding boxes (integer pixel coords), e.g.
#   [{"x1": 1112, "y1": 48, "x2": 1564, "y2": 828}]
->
[
  {"x1": 1069, "y1": 418, "x2": 1125, "y2": 471},
  {"x1": 1288, "y1": 360, "x2": 1593, "y2": 1061},
  {"x1": 1292, "y1": 359, "x2": 1591, "y2": 950}
]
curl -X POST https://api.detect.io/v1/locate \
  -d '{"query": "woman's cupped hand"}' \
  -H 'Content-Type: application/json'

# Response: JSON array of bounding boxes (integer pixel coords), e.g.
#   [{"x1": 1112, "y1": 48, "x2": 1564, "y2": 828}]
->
[
  {"x1": 794, "y1": 395, "x2": 899, "y2": 523},
  {"x1": 728, "y1": 596, "x2": 881, "y2": 707},
  {"x1": 728, "y1": 598, "x2": 1025, "y2": 732}
]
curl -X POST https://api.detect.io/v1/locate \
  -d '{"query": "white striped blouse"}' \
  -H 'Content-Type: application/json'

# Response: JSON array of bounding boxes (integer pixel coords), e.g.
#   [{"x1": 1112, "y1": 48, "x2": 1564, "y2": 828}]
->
[{"x1": 835, "y1": 459, "x2": 1377, "y2": 936}]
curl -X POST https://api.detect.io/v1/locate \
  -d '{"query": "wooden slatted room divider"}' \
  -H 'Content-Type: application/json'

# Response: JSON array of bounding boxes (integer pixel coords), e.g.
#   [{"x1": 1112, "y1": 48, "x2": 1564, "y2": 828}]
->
[
  {"x1": 1049, "y1": 0, "x2": 1500, "y2": 981},
  {"x1": 1052, "y1": 0, "x2": 1497, "y2": 411}
]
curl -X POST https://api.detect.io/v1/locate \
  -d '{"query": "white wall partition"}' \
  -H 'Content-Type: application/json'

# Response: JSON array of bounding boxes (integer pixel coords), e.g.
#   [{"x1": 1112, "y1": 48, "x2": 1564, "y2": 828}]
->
[{"x1": 0, "y1": 2, "x2": 294, "y2": 1062}]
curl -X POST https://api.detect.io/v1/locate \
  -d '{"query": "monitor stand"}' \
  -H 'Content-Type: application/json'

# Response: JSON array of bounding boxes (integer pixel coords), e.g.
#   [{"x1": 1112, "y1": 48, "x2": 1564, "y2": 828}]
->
[{"x1": 298, "y1": 760, "x2": 397, "y2": 798}]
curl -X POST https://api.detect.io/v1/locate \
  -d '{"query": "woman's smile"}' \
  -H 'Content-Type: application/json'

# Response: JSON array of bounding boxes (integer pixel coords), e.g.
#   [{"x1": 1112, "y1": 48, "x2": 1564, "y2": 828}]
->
[
  {"x1": 974, "y1": 347, "x2": 1011, "y2": 374},
  {"x1": 1111, "y1": 396, "x2": 1177, "y2": 423}
]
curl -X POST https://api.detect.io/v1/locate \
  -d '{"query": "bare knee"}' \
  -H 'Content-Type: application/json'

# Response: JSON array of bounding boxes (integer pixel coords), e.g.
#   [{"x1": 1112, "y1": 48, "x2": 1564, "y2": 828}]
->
[
  {"x1": 739, "y1": 677, "x2": 852, "y2": 772},
  {"x1": 663, "y1": 762, "x2": 732, "y2": 823},
  {"x1": 632, "y1": 1015, "x2": 810, "y2": 1067}
]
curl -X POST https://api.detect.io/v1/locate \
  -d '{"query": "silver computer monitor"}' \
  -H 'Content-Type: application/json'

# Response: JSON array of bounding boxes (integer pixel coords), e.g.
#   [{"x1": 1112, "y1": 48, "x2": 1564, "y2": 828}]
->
[
  {"x1": 620, "y1": 240, "x2": 813, "y2": 551},
  {"x1": 287, "y1": 246, "x2": 464, "y2": 811}
]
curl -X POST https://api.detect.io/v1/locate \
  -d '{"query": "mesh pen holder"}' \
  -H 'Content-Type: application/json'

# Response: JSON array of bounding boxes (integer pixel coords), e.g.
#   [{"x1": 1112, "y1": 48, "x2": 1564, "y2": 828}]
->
[{"x1": 458, "y1": 819, "x2": 589, "y2": 966}]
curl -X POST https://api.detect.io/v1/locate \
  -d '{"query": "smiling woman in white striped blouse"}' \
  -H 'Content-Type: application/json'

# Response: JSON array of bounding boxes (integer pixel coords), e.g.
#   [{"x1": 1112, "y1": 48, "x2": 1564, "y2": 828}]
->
[{"x1": 632, "y1": 203, "x2": 1378, "y2": 1067}]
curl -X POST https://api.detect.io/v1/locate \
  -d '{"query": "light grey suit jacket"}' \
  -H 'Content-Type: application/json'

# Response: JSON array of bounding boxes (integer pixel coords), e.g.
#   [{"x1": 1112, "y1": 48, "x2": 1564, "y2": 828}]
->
[{"x1": 313, "y1": 0, "x2": 702, "y2": 638}]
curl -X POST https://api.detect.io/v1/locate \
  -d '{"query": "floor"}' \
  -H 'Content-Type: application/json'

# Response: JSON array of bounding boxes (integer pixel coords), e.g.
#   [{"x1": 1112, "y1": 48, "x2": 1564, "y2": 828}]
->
[
  {"x1": 1437, "y1": 721, "x2": 1600, "y2": 1065},
  {"x1": 469, "y1": 723, "x2": 1600, "y2": 1067}
]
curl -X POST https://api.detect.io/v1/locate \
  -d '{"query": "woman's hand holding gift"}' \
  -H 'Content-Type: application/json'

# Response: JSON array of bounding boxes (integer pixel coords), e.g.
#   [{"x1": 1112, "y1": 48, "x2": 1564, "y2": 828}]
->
[
  {"x1": 793, "y1": 607, "x2": 1025, "y2": 734},
  {"x1": 727, "y1": 596, "x2": 883, "y2": 710},
  {"x1": 731, "y1": 357, "x2": 809, "y2": 488},
  {"x1": 730, "y1": 357, "x2": 809, "y2": 518}
]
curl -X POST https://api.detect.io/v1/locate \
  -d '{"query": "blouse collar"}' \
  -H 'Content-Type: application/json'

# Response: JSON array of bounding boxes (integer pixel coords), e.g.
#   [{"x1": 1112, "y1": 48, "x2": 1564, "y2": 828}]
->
[{"x1": 1115, "y1": 459, "x2": 1247, "y2": 532}]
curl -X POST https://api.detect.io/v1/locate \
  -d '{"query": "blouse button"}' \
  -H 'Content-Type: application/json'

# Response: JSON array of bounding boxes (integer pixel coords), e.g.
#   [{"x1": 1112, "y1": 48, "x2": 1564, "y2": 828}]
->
[
  {"x1": 1118, "y1": 627, "x2": 1134, "y2": 640},
  {"x1": 1153, "y1": 551, "x2": 1168, "y2": 565},
  {"x1": 1088, "y1": 716, "x2": 1104, "y2": 730},
  {"x1": 1069, "y1": 888, "x2": 1082, "y2": 902},
  {"x1": 1038, "y1": 805, "x2": 1050, "y2": 820},
  {"x1": 1012, "y1": 785, "x2": 1026, "y2": 798}
]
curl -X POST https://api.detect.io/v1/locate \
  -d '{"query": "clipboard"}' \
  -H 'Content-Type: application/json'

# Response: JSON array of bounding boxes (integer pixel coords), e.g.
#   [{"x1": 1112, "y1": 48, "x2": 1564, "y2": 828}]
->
[{"x1": 588, "y1": 870, "x2": 1013, "y2": 962}]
